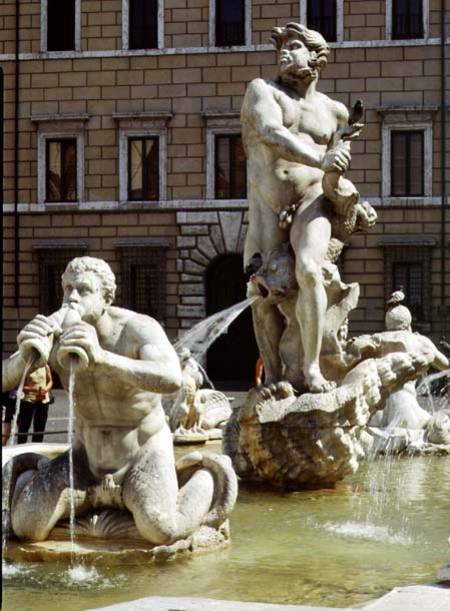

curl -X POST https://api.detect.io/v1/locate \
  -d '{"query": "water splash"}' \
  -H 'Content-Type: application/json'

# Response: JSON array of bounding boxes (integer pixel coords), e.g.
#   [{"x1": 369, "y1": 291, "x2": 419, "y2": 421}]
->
[
  {"x1": 174, "y1": 296, "x2": 258, "y2": 362},
  {"x1": 320, "y1": 520, "x2": 413, "y2": 545},
  {"x1": 67, "y1": 364, "x2": 76, "y2": 562},
  {"x1": 67, "y1": 564, "x2": 99, "y2": 583},
  {"x1": 2, "y1": 562, "x2": 31, "y2": 578},
  {"x1": 416, "y1": 369, "x2": 450, "y2": 413},
  {"x1": 2, "y1": 356, "x2": 33, "y2": 561}
]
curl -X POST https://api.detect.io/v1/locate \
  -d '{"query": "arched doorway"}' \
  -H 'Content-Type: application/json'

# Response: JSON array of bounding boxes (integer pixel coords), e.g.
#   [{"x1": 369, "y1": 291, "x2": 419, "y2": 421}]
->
[{"x1": 205, "y1": 254, "x2": 258, "y2": 390}]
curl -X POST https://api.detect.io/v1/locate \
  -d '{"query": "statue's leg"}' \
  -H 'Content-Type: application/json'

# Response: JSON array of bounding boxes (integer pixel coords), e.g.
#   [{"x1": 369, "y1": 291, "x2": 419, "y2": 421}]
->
[
  {"x1": 245, "y1": 199, "x2": 287, "y2": 384},
  {"x1": 290, "y1": 196, "x2": 335, "y2": 393},
  {"x1": 122, "y1": 425, "x2": 215, "y2": 545},
  {"x1": 11, "y1": 444, "x2": 96, "y2": 541},
  {"x1": 250, "y1": 299, "x2": 284, "y2": 383}
]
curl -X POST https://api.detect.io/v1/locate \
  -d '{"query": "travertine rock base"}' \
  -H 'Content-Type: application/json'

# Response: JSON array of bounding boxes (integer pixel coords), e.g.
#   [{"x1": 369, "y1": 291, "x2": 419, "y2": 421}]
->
[{"x1": 4, "y1": 520, "x2": 230, "y2": 565}]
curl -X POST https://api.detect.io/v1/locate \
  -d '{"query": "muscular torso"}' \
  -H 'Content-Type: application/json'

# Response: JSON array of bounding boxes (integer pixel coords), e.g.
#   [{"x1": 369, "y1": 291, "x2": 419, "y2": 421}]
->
[
  {"x1": 242, "y1": 79, "x2": 340, "y2": 213},
  {"x1": 49, "y1": 307, "x2": 166, "y2": 478}
]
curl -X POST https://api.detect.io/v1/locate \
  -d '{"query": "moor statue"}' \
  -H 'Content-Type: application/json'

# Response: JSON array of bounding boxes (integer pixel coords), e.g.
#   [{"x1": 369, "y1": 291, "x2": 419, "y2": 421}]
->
[{"x1": 241, "y1": 22, "x2": 376, "y2": 393}]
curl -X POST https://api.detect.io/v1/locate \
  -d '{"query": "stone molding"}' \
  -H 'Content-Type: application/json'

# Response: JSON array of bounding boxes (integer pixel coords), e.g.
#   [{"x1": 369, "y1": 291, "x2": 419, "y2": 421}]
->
[{"x1": 175, "y1": 210, "x2": 247, "y2": 328}]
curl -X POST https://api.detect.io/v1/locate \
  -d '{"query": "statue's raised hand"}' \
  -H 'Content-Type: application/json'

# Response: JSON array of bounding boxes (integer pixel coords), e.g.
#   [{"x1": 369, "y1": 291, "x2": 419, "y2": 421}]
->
[
  {"x1": 17, "y1": 314, "x2": 61, "y2": 366},
  {"x1": 321, "y1": 142, "x2": 351, "y2": 173},
  {"x1": 59, "y1": 321, "x2": 104, "y2": 366}
]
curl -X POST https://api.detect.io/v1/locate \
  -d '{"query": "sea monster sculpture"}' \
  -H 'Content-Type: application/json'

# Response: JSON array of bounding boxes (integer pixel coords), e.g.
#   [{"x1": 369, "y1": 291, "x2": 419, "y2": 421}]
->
[
  {"x1": 164, "y1": 348, "x2": 232, "y2": 443},
  {"x1": 4, "y1": 257, "x2": 237, "y2": 558}
]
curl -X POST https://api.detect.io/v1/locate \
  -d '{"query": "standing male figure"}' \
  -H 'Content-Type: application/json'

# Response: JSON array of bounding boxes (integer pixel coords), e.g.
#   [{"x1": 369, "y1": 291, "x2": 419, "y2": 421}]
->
[
  {"x1": 241, "y1": 22, "x2": 360, "y2": 393},
  {"x1": 11, "y1": 257, "x2": 236, "y2": 544}
]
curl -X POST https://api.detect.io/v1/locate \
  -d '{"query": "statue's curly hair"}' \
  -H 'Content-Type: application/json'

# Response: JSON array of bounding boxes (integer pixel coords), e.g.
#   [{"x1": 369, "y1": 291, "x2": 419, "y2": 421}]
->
[
  {"x1": 270, "y1": 22, "x2": 330, "y2": 71},
  {"x1": 62, "y1": 256, "x2": 117, "y2": 303}
]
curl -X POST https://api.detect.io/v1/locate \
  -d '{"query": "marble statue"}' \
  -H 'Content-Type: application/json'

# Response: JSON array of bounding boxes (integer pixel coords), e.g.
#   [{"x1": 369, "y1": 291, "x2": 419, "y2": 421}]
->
[
  {"x1": 241, "y1": 22, "x2": 376, "y2": 394},
  {"x1": 364, "y1": 292, "x2": 450, "y2": 455},
  {"x1": 223, "y1": 22, "x2": 447, "y2": 488},
  {"x1": 164, "y1": 348, "x2": 232, "y2": 443},
  {"x1": 5, "y1": 257, "x2": 237, "y2": 554}
]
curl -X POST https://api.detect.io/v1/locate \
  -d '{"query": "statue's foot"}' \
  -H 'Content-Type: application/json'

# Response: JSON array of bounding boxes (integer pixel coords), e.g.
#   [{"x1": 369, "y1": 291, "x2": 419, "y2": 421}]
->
[
  {"x1": 304, "y1": 368, "x2": 336, "y2": 393},
  {"x1": 258, "y1": 381, "x2": 295, "y2": 401}
]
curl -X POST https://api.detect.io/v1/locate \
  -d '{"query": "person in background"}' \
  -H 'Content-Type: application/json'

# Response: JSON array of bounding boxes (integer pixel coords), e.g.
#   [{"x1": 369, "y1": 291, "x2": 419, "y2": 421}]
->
[
  {"x1": 17, "y1": 364, "x2": 53, "y2": 444},
  {"x1": 2, "y1": 390, "x2": 17, "y2": 445}
]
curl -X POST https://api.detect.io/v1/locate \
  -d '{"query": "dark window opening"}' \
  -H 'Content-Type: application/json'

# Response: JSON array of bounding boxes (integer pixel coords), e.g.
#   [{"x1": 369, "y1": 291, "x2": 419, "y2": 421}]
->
[
  {"x1": 216, "y1": 0, "x2": 245, "y2": 46},
  {"x1": 129, "y1": 0, "x2": 159, "y2": 49},
  {"x1": 307, "y1": 0, "x2": 337, "y2": 42},
  {"x1": 47, "y1": 0, "x2": 76, "y2": 51},
  {"x1": 383, "y1": 244, "x2": 432, "y2": 325},
  {"x1": 206, "y1": 254, "x2": 258, "y2": 388},
  {"x1": 392, "y1": 261, "x2": 424, "y2": 321},
  {"x1": 392, "y1": 0, "x2": 423, "y2": 39},
  {"x1": 120, "y1": 247, "x2": 167, "y2": 323},
  {"x1": 128, "y1": 137, "x2": 159, "y2": 201},
  {"x1": 391, "y1": 130, "x2": 424, "y2": 197},
  {"x1": 46, "y1": 138, "x2": 77, "y2": 202},
  {"x1": 215, "y1": 134, "x2": 247, "y2": 199}
]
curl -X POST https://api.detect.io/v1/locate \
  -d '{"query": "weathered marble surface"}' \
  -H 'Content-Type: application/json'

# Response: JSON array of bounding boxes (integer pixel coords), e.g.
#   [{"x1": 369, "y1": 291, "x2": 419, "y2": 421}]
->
[
  {"x1": 366, "y1": 294, "x2": 450, "y2": 456},
  {"x1": 242, "y1": 22, "x2": 376, "y2": 394},
  {"x1": 5, "y1": 257, "x2": 237, "y2": 554},
  {"x1": 164, "y1": 349, "x2": 232, "y2": 443},
  {"x1": 224, "y1": 352, "x2": 433, "y2": 488}
]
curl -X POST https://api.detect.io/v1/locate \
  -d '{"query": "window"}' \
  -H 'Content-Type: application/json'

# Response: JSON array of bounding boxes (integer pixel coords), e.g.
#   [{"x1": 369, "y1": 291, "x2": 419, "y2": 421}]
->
[
  {"x1": 381, "y1": 238, "x2": 435, "y2": 326},
  {"x1": 128, "y1": 137, "x2": 159, "y2": 201},
  {"x1": 307, "y1": 0, "x2": 337, "y2": 42},
  {"x1": 46, "y1": 138, "x2": 77, "y2": 202},
  {"x1": 391, "y1": 130, "x2": 424, "y2": 197},
  {"x1": 44, "y1": 0, "x2": 80, "y2": 52},
  {"x1": 35, "y1": 244, "x2": 88, "y2": 315},
  {"x1": 129, "y1": 0, "x2": 158, "y2": 50},
  {"x1": 215, "y1": 0, "x2": 245, "y2": 46},
  {"x1": 392, "y1": 0, "x2": 423, "y2": 39},
  {"x1": 119, "y1": 245, "x2": 167, "y2": 323},
  {"x1": 215, "y1": 134, "x2": 247, "y2": 199},
  {"x1": 115, "y1": 111, "x2": 170, "y2": 204},
  {"x1": 392, "y1": 261, "x2": 424, "y2": 320}
]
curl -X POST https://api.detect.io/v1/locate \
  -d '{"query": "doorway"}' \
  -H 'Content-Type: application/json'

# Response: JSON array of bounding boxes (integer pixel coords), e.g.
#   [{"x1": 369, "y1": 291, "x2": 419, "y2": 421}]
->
[{"x1": 205, "y1": 254, "x2": 258, "y2": 389}]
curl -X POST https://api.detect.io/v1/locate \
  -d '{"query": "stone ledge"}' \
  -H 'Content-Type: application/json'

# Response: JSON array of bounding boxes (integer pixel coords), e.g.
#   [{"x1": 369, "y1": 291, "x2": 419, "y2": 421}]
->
[{"x1": 87, "y1": 586, "x2": 450, "y2": 611}]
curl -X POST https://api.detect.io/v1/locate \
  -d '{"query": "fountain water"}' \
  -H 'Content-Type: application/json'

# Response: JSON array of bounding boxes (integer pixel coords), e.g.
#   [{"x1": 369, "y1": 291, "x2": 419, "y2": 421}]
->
[
  {"x1": 67, "y1": 365, "x2": 77, "y2": 562},
  {"x1": 416, "y1": 369, "x2": 450, "y2": 413},
  {"x1": 174, "y1": 296, "x2": 258, "y2": 362}
]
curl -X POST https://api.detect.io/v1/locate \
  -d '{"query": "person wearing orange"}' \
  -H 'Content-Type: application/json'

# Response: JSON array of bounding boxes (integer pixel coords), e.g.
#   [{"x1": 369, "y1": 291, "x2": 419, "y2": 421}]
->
[{"x1": 17, "y1": 365, "x2": 53, "y2": 444}]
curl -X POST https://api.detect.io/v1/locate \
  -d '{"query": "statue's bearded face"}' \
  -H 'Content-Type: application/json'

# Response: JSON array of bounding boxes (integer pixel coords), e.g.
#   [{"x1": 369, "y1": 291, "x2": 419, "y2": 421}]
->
[
  {"x1": 278, "y1": 37, "x2": 319, "y2": 83},
  {"x1": 62, "y1": 271, "x2": 108, "y2": 323}
]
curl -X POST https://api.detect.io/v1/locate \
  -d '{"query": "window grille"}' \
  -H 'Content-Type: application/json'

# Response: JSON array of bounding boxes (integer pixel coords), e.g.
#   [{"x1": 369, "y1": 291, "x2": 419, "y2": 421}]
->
[
  {"x1": 129, "y1": 0, "x2": 158, "y2": 49},
  {"x1": 46, "y1": 139, "x2": 77, "y2": 202},
  {"x1": 307, "y1": 0, "x2": 337, "y2": 42},
  {"x1": 215, "y1": 134, "x2": 247, "y2": 199},
  {"x1": 383, "y1": 245, "x2": 432, "y2": 324},
  {"x1": 392, "y1": 0, "x2": 423, "y2": 39},
  {"x1": 391, "y1": 130, "x2": 424, "y2": 197},
  {"x1": 119, "y1": 248, "x2": 167, "y2": 323},
  {"x1": 47, "y1": 0, "x2": 76, "y2": 51},
  {"x1": 128, "y1": 137, "x2": 159, "y2": 201},
  {"x1": 215, "y1": 0, "x2": 245, "y2": 46}
]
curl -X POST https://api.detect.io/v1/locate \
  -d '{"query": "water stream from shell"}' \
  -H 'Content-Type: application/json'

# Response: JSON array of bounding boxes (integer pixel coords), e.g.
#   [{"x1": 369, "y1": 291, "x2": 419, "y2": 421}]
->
[{"x1": 67, "y1": 364, "x2": 76, "y2": 561}]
